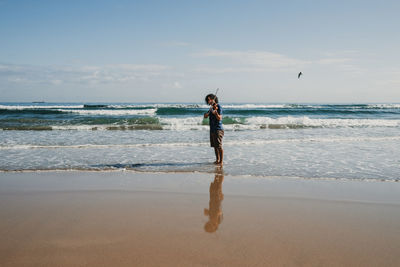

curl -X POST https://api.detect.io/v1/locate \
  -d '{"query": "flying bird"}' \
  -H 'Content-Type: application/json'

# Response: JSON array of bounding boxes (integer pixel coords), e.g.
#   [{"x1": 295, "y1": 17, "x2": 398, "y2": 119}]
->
[{"x1": 298, "y1": 72, "x2": 303, "y2": 79}]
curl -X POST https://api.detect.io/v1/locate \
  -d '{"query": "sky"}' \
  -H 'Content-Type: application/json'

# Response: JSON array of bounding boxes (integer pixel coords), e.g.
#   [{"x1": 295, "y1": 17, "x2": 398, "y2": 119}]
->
[{"x1": 0, "y1": 0, "x2": 399, "y2": 103}]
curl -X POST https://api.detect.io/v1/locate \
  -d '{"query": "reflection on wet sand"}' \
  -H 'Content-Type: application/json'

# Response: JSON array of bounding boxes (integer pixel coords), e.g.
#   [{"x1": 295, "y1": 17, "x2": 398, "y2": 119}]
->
[{"x1": 204, "y1": 167, "x2": 224, "y2": 233}]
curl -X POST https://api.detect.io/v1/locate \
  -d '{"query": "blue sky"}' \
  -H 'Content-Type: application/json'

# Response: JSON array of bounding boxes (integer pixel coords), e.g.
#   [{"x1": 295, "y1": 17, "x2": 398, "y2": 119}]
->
[{"x1": 1, "y1": 0, "x2": 399, "y2": 102}]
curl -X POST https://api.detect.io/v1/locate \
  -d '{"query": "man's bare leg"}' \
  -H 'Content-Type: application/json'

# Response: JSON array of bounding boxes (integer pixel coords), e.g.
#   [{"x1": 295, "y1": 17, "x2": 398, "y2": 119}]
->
[
  {"x1": 218, "y1": 147, "x2": 224, "y2": 165},
  {"x1": 214, "y1": 147, "x2": 220, "y2": 164}
]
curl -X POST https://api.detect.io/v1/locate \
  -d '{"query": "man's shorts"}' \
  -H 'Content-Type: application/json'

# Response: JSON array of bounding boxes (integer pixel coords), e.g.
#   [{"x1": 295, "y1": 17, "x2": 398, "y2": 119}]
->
[{"x1": 210, "y1": 130, "x2": 224, "y2": 148}]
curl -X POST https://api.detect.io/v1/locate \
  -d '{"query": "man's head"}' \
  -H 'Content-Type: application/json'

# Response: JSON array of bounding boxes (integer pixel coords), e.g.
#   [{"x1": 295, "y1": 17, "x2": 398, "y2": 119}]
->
[{"x1": 205, "y1": 94, "x2": 218, "y2": 105}]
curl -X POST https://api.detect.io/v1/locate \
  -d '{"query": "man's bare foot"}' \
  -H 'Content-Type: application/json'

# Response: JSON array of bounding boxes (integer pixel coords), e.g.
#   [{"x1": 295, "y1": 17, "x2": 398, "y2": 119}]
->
[{"x1": 213, "y1": 161, "x2": 219, "y2": 164}]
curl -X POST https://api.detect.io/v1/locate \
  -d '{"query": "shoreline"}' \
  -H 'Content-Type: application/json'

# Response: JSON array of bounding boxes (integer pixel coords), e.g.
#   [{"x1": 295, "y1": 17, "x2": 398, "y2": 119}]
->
[
  {"x1": 1, "y1": 170, "x2": 400, "y2": 266},
  {"x1": 1, "y1": 168, "x2": 400, "y2": 183}
]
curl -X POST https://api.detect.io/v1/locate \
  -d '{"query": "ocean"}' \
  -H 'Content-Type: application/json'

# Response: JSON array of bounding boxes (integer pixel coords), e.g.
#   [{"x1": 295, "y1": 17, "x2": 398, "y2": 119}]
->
[{"x1": 1, "y1": 102, "x2": 400, "y2": 181}]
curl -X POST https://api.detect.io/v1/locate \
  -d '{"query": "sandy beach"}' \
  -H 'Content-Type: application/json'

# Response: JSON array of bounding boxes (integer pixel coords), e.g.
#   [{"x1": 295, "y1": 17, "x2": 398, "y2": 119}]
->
[{"x1": 1, "y1": 170, "x2": 400, "y2": 266}]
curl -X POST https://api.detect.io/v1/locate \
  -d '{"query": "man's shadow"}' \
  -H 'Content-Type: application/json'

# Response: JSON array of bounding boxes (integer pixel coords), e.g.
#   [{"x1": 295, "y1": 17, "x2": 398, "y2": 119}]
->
[{"x1": 204, "y1": 167, "x2": 224, "y2": 233}]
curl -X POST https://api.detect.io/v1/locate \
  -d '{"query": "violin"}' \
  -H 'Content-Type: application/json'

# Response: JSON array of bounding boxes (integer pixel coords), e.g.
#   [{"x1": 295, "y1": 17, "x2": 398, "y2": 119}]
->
[
  {"x1": 209, "y1": 99, "x2": 218, "y2": 114},
  {"x1": 211, "y1": 101, "x2": 218, "y2": 110}
]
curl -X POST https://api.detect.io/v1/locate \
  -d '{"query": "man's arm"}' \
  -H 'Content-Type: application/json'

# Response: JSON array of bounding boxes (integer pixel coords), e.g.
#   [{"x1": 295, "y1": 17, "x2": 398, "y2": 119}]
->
[
  {"x1": 212, "y1": 107, "x2": 222, "y2": 121},
  {"x1": 213, "y1": 110, "x2": 222, "y2": 121}
]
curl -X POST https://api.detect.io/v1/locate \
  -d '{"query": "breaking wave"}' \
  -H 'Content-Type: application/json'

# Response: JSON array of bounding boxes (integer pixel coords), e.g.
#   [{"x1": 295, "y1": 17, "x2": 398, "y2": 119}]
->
[{"x1": 1, "y1": 103, "x2": 400, "y2": 131}]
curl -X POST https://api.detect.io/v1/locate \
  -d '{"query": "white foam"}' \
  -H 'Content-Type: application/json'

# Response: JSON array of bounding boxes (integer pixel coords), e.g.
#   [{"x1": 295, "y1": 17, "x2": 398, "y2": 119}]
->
[
  {"x1": 365, "y1": 104, "x2": 400, "y2": 109},
  {"x1": 96, "y1": 104, "x2": 313, "y2": 109},
  {"x1": 223, "y1": 104, "x2": 288, "y2": 109},
  {"x1": 63, "y1": 108, "x2": 157, "y2": 116},
  {"x1": 51, "y1": 125, "x2": 98, "y2": 131},
  {"x1": 107, "y1": 104, "x2": 207, "y2": 109},
  {"x1": 51, "y1": 124, "x2": 159, "y2": 130},
  {"x1": 37, "y1": 116, "x2": 400, "y2": 131},
  {"x1": 0, "y1": 142, "x2": 208, "y2": 150},
  {"x1": 245, "y1": 116, "x2": 400, "y2": 128},
  {"x1": 226, "y1": 136, "x2": 400, "y2": 145},
  {"x1": 159, "y1": 117, "x2": 207, "y2": 130},
  {"x1": 3, "y1": 136, "x2": 400, "y2": 150}
]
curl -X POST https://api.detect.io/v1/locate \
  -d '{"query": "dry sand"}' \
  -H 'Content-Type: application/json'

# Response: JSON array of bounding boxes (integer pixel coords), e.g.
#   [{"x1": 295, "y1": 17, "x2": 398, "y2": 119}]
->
[{"x1": 0, "y1": 170, "x2": 399, "y2": 266}]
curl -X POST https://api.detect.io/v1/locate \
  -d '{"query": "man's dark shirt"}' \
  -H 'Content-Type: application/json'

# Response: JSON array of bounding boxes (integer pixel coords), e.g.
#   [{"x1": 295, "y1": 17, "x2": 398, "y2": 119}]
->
[{"x1": 208, "y1": 104, "x2": 224, "y2": 132}]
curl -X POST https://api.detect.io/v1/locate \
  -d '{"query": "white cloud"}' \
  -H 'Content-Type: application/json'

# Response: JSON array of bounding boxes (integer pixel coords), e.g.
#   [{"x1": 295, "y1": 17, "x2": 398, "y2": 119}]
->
[
  {"x1": 314, "y1": 50, "x2": 366, "y2": 74},
  {"x1": 374, "y1": 69, "x2": 400, "y2": 86},
  {"x1": 194, "y1": 49, "x2": 310, "y2": 73},
  {"x1": 172, "y1": 81, "x2": 183, "y2": 88},
  {"x1": 321, "y1": 50, "x2": 360, "y2": 57},
  {"x1": 51, "y1": 79, "x2": 63, "y2": 85},
  {"x1": 162, "y1": 41, "x2": 190, "y2": 47},
  {"x1": 317, "y1": 58, "x2": 352, "y2": 64},
  {"x1": 106, "y1": 64, "x2": 169, "y2": 71},
  {"x1": 192, "y1": 49, "x2": 367, "y2": 75},
  {"x1": 193, "y1": 66, "x2": 278, "y2": 74},
  {"x1": 316, "y1": 57, "x2": 364, "y2": 74},
  {"x1": 0, "y1": 63, "x2": 171, "y2": 85}
]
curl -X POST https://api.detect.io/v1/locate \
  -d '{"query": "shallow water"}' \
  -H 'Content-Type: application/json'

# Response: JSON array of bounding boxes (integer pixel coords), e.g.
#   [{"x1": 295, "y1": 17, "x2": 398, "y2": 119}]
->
[{"x1": 1, "y1": 102, "x2": 400, "y2": 180}]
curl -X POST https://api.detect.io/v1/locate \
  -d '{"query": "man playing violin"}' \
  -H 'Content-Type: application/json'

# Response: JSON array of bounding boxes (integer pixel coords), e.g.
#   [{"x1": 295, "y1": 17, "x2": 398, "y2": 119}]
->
[{"x1": 204, "y1": 94, "x2": 224, "y2": 165}]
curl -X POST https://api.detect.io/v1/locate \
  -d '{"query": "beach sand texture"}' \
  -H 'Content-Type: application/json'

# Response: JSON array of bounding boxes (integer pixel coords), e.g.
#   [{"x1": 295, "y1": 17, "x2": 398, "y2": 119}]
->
[{"x1": 1, "y1": 171, "x2": 399, "y2": 266}]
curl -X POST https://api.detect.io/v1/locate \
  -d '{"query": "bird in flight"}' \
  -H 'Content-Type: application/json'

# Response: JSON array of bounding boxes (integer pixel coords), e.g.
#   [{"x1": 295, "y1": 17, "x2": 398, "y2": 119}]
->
[{"x1": 298, "y1": 72, "x2": 303, "y2": 79}]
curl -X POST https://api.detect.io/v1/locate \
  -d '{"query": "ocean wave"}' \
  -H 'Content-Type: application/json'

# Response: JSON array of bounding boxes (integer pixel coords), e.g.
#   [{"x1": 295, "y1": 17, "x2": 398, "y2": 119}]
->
[
  {"x1": 159, "y1": 117, "x2": 202, "y2": 130},
  {"x1": 0, "y1": 124, "x2": 163, "y2": 131},
  {"x1": 364, "y1": 104, "x2": 400, "y2": 109},
  {"x1": 3, "y1": 136, "x2": 400, "y2": 150},
  {"x1": 2, "y1": 103, "x2": 400, "y2": 110},
  {"x1": 0, "y1": 108, "x2": 157, "y2": 116},
  {"x1": 159, "y1": 116, "x2": 400, "y2": 130},
  {"x1": 156, "y1": 107, "x2": 205, "y2": 115},
  {"x1": 131, "y1": 103, "x2": 207, "y2": 109},
  {"x1": 2, "y1": 103, "x2": 400, "y2": 118},
  {"x1": 245, "y1": 116, "x2": 400, "y2": 128},
  {"x1": 0, "y1": 104, "x2": 84, "y2": 109},
  {"x1": 223, "y1": 104, "x2": 289, "y2": 109},
  {"x1": 0, "y1": 109, "x2": 66, "y2": 115},
  {"x1": 0, "y1": 142, "x2": 208, "y2": 150},
  {"x1": 52, "y1": 124, "x2": 163, "y2": 130},
  {"x1": 64, "y1": 108, "x2": 157, "y2": 116},
  {"x1": 1, "y1": 115, "x2": 400, "y2": 131}
]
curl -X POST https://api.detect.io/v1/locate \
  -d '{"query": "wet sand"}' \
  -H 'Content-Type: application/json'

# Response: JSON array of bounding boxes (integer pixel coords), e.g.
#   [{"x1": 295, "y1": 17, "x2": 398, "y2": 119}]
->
[{"x1": 0, "y1": 170, "x2": 400, "y2": 266}]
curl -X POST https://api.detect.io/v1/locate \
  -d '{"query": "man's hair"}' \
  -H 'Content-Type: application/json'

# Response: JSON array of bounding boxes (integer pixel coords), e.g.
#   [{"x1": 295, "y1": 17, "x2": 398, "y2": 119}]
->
[{"x1": 205, "y1": 94, "x2": 219, "y2": 104}]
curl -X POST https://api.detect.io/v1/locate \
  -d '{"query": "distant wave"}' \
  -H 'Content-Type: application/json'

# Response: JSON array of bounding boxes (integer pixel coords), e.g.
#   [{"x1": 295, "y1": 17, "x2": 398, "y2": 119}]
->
[
  {"x1": 0, "y1": 108, "x2": 157, "y2": 116},
  {"x1": 2, "y1": 103, "x2": 400, "y2": 117},
  {"x1": 2, "y1": 103, "x2": 400, "y2": 110},
  {"x1": 0, "y1": 105, "x2": 85, "y2": 109}
]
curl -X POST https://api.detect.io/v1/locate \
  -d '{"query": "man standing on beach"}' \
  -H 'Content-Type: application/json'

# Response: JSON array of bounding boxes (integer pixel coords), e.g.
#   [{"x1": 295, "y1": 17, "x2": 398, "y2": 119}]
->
[{"x1": 204, "y1": 94, "x2": 224, "y2": 165}]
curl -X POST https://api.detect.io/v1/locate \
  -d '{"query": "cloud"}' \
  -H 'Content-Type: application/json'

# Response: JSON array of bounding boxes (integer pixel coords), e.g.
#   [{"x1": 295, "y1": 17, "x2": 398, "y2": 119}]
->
[
  {"x1": 321, "y1": 50, "x2": 360, "y2": 57},
  {"x1": 316, "y1": 57, "x2": 364, "y2": 74},
  {"x1": 193, "y1": 49, "x2": 310, "y2": 73},
  {"x1": 193, "y1": 66, "x2": 280, "y2": 74},
  {"x1": 172, "y1": 81, "x2": 183, "y2": 88},
  {"x1": 374, "y1": 68, "x2": 400, "y2": 86},
  {"x1": 0, "y1": 63, "x2": 171, "y2": 85},
  {"x1": 314, "y1": 50, "x2": 365, "y2": 74},
  {"x1": 317, "y1": 58, "x2": 352, "y2": 64},
  {"x1": 162, "y1": 41, "x2": 190, "y2": 47},
  {"x1": 193, "y1": 49, "x2": 366, "y2": 75}
]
